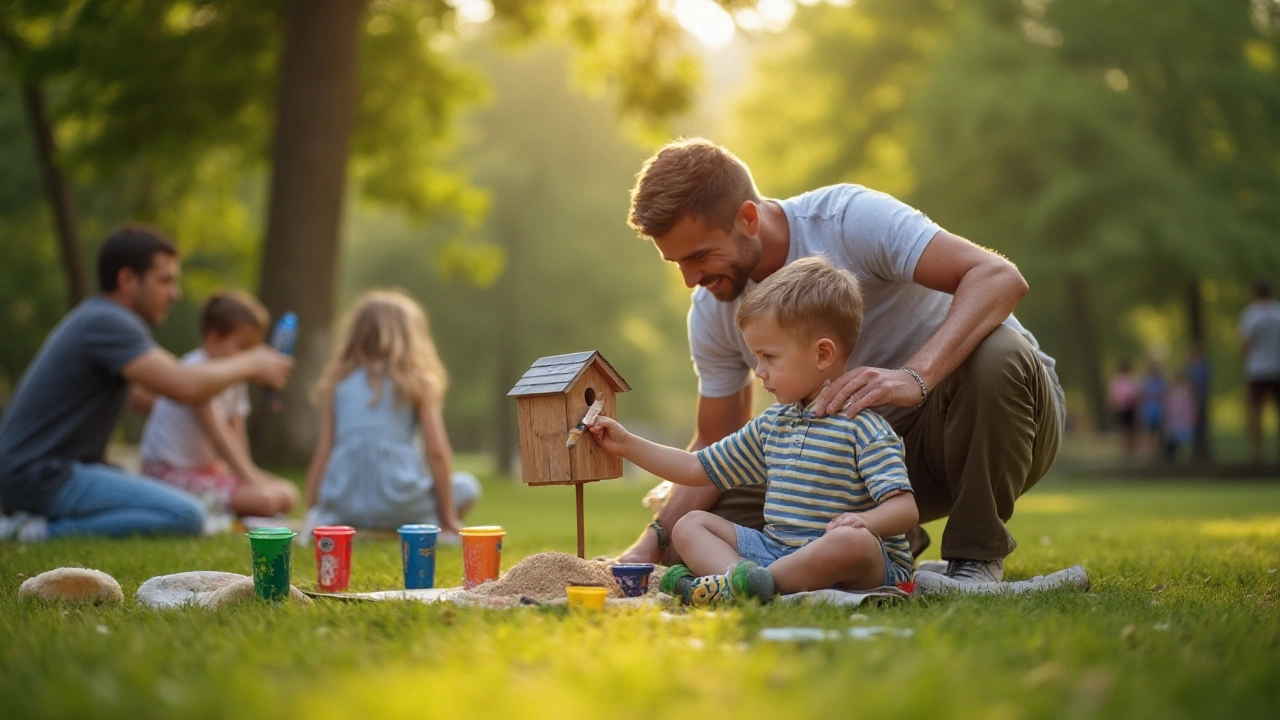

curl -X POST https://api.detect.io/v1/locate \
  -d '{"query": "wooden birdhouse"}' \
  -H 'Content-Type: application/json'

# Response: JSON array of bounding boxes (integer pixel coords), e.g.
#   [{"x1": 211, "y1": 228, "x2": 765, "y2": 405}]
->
[
  {"x1": 507, "y1": 350, "x2": 631, "y2": 485},
  {"x1": 508, "y1": 351, "x2": 631, "y2": 558}
]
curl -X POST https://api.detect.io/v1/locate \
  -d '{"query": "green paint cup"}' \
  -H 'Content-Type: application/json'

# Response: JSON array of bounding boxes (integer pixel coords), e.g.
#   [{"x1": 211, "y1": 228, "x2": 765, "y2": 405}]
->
[{"x1": 247, "y1": 527, "x2": 297, "y2": 602}]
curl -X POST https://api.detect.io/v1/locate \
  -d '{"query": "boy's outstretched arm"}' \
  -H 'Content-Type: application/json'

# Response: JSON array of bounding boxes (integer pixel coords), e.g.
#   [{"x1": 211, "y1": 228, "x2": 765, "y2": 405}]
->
[{"x1": 588, "y1": 416, "x2": 713, "y2": 488}]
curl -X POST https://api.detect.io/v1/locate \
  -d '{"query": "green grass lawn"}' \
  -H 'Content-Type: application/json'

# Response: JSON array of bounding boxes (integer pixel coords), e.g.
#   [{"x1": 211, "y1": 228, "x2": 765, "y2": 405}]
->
[{"x1": 3, "y1": 475, "x2": 1279, "y2": 719}]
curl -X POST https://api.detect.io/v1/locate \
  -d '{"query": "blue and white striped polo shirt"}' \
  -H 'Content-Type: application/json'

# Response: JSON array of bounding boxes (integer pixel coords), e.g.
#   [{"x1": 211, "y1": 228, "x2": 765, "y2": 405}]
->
[{"x1": 696, "y1": 399, "x2": 914, "y2": 577}]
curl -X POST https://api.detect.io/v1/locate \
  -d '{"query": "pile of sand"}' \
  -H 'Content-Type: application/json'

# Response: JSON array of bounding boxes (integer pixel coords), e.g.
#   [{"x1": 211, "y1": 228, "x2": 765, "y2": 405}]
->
[{"x1": 471, "y1": 552, "x2": 618, "y2": 602}]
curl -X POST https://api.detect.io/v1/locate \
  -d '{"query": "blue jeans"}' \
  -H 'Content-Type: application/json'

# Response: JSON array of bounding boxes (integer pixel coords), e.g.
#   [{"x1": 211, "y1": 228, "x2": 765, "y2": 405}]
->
[{"x1": 46, "y1": 463, "x2": 206, "y2": 539}]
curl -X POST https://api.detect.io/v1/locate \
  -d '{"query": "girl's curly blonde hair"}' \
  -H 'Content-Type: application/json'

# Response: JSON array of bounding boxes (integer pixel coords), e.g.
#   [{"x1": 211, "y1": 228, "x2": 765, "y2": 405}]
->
[{"x1": 313, "y1": 289, "x2": 448, "y2": 408}]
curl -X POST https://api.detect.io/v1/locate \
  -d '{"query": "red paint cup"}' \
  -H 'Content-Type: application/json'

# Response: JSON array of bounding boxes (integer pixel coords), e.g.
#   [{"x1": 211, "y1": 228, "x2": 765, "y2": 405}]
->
[
  {"x1": 460, "y1": 525, "x2": 505, "y2": 590},
  {"x1": 313, "y1": 525, "x2": 356, "y2": 592}
]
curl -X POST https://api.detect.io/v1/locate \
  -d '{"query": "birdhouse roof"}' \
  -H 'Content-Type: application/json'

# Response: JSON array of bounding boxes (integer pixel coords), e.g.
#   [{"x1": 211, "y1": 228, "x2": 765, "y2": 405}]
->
[{"x1": 506, "y1": 350, "x2": 631, "y2": 397}]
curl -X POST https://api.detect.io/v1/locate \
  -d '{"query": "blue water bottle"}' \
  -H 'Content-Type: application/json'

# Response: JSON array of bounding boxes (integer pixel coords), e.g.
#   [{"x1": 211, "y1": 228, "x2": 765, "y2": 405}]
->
[{"x1": 265, "y1": 311, "x2": 297, "y2": 412}]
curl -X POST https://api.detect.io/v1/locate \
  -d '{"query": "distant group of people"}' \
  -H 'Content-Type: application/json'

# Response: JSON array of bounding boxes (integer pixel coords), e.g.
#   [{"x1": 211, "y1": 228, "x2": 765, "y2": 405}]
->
[
  {"x1": 0, "y1": 227, "x2": 478, "y2": 542},
  {"x1": 1108, "y1": 353, "x2": 1207, "y2": 463},
  {"x1": 1108, "y1": 279, "x2": 1280, "y2": 466}
]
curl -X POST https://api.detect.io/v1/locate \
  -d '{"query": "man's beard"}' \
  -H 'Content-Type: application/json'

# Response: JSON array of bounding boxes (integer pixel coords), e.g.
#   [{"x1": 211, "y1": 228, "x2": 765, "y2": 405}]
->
[{"x1": 706, "y1": 231, "x2": 762, "y2": 301}]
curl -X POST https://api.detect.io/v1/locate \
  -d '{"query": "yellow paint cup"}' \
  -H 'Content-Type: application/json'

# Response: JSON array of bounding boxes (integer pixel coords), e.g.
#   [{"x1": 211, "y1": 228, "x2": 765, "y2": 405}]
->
[{"x1": 566, "y1": 585, "x2": 608, "y2": 611}]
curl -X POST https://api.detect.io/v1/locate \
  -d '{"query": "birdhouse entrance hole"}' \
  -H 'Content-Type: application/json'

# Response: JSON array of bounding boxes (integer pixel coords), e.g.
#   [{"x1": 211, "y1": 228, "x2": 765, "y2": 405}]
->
[{"x1": 584, "y1": 387, "x2": 596, "y2": 406}]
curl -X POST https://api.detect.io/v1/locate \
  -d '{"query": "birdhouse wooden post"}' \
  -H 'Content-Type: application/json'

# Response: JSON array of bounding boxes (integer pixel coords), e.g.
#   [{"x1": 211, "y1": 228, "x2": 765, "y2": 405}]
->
[{"x1": 507, "y1": 351, "x2": 631, "y2": 557}]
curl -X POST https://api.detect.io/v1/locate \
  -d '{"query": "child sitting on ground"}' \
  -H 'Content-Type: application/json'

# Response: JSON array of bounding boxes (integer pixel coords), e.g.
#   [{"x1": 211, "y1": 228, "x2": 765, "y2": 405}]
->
[
  {"x1": 589, "y1": 257, "x2": 918, "y2": 604},
  {"x1": 302, "y1": 290, "x2": 478, "y2": 537},
  {"x1": 141, "y1": 291, "x2": 299, "y2": 520}
]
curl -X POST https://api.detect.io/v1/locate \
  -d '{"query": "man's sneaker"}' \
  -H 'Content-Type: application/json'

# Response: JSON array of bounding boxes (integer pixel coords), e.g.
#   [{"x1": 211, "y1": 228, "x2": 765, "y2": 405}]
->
[
  {"x1": 914, "y1": 564, "x2": 1090, "y2": 595},
  {"x1": 915, "y1": 560, "x2": 949, "y2": 574},
  {"x1": 0, "y1": 513, "x2": 48, "y2": 543},
  {"x1": 945, "y1": 558, "x2": 1004, "y2": 583},
  {"x1": 906, "y1": 525, "x2": 931, "y2": 559}
]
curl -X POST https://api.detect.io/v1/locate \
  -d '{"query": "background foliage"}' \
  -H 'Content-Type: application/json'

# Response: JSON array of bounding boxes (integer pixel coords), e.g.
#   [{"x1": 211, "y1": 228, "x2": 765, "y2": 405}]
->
[{"x1": 2, "y1": 0, "x2": 1279, "y2": 462}]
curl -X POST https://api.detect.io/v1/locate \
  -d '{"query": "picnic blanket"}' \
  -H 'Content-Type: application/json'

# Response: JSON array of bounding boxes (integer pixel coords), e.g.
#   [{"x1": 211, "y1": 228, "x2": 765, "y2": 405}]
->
[{"x1": 302, "y1": 585, "x2": 910, "y2": 608}]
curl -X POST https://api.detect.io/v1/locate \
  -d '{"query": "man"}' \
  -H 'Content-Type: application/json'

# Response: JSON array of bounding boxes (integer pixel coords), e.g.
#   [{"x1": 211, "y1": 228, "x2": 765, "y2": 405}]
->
[
  {"x1": 1239, "y1": 279, "x2": 1280, "y2": 465},
  {"x1": 0, "y1": 226, "x2": 293, "y2": 540},
  {"x1": 617, "y1": 138, "x2": 1065, "y2": 589}
]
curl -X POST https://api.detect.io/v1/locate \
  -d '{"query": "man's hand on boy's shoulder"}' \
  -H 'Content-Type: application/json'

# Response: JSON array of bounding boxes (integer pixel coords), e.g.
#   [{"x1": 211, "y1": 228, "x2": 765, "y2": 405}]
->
[
  {"x1": 814, "y1": 367, "x2": 925, "y2": 419},
  {"x1": 825, "y1": 513, "x2": 869, "y2": 532}
]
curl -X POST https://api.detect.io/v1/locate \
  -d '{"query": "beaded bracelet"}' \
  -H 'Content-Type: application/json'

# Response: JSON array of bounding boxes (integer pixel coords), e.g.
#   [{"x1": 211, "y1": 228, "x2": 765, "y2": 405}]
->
[
  {"x1": 899, "y1": 366, "x2": 929, "y2": 408},
  {"x1": 649, "y1": 520, "x2": 670, "y2": 553}
]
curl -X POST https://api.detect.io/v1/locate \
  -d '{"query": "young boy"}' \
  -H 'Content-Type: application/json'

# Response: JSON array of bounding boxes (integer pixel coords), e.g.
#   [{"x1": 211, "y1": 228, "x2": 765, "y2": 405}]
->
[
  {"x1": 140, "y1": 291, "x2": 299, "y2": 520},
  {"x1": 589, "y1": 257, "x2": 918, "y2": 604}
]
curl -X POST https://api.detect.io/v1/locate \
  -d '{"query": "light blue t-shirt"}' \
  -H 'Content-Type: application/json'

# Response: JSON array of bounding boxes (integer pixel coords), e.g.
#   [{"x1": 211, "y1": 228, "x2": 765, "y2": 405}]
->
[{"x1": 688, "y1": 184, "x2": 1060, "y2": 423}]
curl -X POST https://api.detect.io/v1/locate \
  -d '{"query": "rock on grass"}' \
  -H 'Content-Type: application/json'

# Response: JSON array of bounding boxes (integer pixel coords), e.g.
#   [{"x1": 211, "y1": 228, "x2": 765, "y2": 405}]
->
[{"x1": 18, "y1": 568, "x2": 124, "y2": 605}]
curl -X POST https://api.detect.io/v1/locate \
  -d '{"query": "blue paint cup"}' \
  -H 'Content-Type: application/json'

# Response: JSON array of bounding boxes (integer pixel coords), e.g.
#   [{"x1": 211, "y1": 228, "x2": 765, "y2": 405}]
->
[
  {"x1": 610, "y1": 563, "x2": 656, "y2": 598},
  {"x1": 398, "y1": 524, "x2": 441, "y2": 590}
]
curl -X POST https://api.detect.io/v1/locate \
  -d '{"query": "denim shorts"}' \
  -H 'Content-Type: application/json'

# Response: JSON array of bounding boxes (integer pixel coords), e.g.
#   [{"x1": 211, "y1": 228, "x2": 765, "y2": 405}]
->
[{"x1": 734, "y1": 524, "x2": 903, "y2": 588}]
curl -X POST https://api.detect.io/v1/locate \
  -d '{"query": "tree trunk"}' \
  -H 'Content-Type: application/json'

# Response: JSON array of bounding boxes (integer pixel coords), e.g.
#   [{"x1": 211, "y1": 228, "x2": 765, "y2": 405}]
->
[
  {"x1": 490, "y1": 166, "x2": 546, "y2": 477},
  {"x1": 1186, "y1": 278, "x2": 1204, "y2": 345},
  {"x1": 20, "y1": 82, "x2": 87, "y2": 306},
  {"x1": 252, "y1": 0, "x2": 367, "y2": 465},
  {"x1": 1186, "y1": 278, "x2": 1212, "y2": 463},
  {"x1": 1066, "y1": 274, "x2": 1107, "y2": 432},
  {"x1": 493, "y1": 286, "x2": 518, "y2": 476}
]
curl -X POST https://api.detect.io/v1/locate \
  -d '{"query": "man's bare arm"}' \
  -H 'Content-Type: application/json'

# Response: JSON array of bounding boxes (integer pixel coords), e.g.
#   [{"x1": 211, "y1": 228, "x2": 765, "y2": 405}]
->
[
  {"x1": 821, "y1": 230, "x2": 1028, "y2": 417},
  {"x1": 121, "y1": 347, "x2": 293, "y2": 406},
  {"x1": 128, "y1": 386, "x2": 156, "y2": 416},
  {"x1": 905, "y1": 230, "x2": 1028, "y2": 387}
]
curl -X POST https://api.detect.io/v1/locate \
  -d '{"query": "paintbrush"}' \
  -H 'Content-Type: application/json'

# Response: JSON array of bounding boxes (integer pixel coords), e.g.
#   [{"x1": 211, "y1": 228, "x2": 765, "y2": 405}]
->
[{"x1": 566, "y1": 400, "x2": 605, "y2": 448}]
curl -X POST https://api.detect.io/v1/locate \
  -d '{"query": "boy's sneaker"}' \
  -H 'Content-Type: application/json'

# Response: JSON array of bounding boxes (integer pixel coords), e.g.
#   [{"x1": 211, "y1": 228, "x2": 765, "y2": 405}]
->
[
  {"x1": 727, "y1": 561, "x2": 776, "y2": 603},
  {"x1": 659, "y1": 562, "x2": 776, "y2": 605},
  {"x1": 658, "y1": 564, "x2": 696, "y2": 602}
]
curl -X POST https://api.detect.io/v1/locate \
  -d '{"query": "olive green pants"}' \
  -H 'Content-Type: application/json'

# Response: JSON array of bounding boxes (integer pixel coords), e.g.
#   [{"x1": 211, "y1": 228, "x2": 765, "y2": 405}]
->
[{"x1": 710, "y1": 324, "x2": 1064, "y2": 562}]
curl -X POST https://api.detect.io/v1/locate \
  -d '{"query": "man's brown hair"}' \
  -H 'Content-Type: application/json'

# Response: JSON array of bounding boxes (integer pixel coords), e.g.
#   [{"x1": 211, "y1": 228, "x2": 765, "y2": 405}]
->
[
  {"x1": 628, "y1": 137, "x2": 761, "y2": 239},
  {"x1": 200, "y1": 290, "x2": 269, "y2": 338},
  {"x1": 735, "y1": 256, "x2": 864, "y2": 357}
]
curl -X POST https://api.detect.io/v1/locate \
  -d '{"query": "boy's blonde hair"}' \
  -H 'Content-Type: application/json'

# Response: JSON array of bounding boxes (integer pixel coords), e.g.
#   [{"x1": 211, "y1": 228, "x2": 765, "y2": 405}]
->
[
  {"x1": 314, "y1": 289, "x2": 448, "y2": 408},
  {"x1": 200, "y1": 290, "x2": 269, "y2": 337},
  {"x1": 735, "y1": 256, "x2": 863, "y2": 356}
]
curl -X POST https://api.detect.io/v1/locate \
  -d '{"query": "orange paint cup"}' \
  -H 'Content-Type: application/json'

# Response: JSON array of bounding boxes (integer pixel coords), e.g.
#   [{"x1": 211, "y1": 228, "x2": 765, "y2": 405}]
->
[{"x1": 460, "y1": 525, "x2": 505, "y2": 590}]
